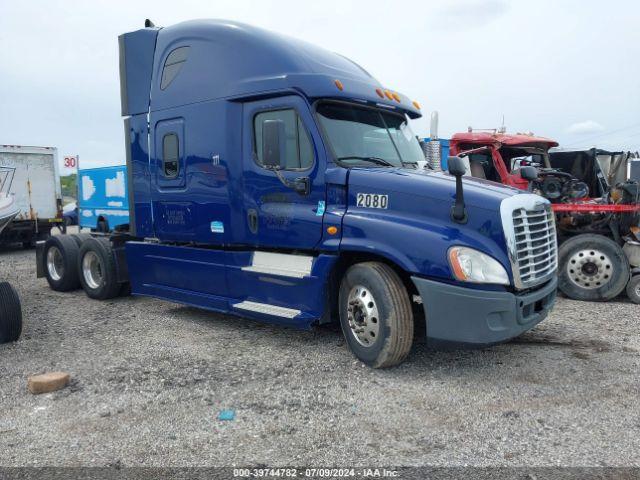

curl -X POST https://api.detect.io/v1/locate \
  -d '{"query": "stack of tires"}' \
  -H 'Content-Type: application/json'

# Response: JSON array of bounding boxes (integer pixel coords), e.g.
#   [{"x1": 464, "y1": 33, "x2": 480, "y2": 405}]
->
[
  {"x1": 42, "y1": 234, "x2": 129, "y2": 300},
  {"x1": 0, "y1": 282, "x2": 21, "y2": 344}
]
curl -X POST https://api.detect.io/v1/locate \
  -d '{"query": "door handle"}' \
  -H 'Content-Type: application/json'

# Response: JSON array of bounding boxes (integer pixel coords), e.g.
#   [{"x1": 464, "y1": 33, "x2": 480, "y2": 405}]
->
[{"x1": 247, "y1": 209, "x2": 258, "y2": 234}]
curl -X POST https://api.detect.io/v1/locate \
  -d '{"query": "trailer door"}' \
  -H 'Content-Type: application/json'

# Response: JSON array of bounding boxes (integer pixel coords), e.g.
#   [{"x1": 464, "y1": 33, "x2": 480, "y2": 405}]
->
[{"x1": 241, "y1": 95, "x2": 326, "y2": 250}]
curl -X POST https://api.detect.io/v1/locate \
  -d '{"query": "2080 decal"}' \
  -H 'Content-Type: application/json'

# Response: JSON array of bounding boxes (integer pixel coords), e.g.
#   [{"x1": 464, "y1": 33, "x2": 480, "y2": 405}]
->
[{"x1": 356, "y1": 193, "x2": 388, "y2": 209}]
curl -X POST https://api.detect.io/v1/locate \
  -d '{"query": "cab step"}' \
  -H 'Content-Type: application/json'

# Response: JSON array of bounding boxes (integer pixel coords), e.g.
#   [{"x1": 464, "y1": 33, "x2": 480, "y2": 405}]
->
[{"x1": 233, "y1": 300, "x2": 301, "y2": 318}]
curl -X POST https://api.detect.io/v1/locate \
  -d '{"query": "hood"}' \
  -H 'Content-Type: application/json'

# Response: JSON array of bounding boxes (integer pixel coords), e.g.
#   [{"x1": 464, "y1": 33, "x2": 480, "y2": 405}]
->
[{"x1": 347, "y1": 167, "x2": 520, "y2": 211}]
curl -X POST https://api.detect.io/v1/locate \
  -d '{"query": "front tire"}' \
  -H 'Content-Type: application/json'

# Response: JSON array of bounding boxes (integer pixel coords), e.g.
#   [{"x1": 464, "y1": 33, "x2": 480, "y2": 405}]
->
[
  {"x1": 558, "y1": 234, "x2": 630, "y2": 301},
  {"x1": 0, "y1": 282, "x2": 22, "y2": 343},
  {"x1": 78, "y1": 237, "x2": 121, "y2": 300},
  {"x1": 338, "y1": 262, "x2": 414, "y2": 368}
]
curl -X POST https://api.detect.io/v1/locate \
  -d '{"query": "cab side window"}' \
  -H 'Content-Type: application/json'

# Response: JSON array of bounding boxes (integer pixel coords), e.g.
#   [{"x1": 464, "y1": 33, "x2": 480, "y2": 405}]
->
[
  {"x1": 254, "y1": 109, "x2": 314, "y2": 170},
  {"x1": 162, "y1": 133, "x2": 179, "y2": 178}
]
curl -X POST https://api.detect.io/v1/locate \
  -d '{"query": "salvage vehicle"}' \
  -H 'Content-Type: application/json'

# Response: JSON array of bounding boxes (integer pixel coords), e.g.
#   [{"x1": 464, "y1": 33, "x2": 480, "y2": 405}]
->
[
  {"x1": 77, "y1": 165, "x2": 129, "y2": 232},
  {"x1": 0, "y1": 145, "x2": 64, "y2": 247},
  {"x1": 447, "y1": 129, "x2": 640, "y2": 302},
  {"x1": 36, "y1": 20, "x2": 558, "y2": 367}
]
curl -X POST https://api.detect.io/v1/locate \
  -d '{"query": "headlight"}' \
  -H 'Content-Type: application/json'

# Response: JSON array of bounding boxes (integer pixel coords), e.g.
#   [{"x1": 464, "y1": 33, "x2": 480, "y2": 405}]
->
[{"x1": 448, "y1": 246, "x2": 510, "y2": 285}]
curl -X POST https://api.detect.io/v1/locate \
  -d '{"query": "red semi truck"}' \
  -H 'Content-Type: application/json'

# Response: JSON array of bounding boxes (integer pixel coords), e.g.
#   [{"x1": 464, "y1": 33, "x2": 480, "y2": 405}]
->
[{"x1": 446, "y1": 129, "x2": 640, "y2": 303}]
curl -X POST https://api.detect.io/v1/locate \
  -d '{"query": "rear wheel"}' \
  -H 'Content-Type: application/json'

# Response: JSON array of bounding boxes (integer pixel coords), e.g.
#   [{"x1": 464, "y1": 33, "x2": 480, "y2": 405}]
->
[
  {"x1": 43, "y1": 235, "x2": 81, "y2": 291},
  {"x1": 78, "y1": 237, "x2": 121, "y2": 300},
  {"x1": 0, "y1": 282, "x2": 22, "y2": 343},
  {"x1": 558, "y1": 234, "x2": 630, "y2": 301},
  {"x1": 338, "y1": 262, "x2": 413, "y2": 368},
  {"x1": 626, "y1": 276, "x2": 640, "y2": 304},
  {"x1": 70, "y1": 233, "x2": 92, "y2": 247}
]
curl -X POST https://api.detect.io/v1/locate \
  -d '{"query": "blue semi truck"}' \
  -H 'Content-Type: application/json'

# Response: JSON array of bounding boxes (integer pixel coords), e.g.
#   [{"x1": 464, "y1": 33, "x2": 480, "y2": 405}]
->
[
  {"x1": 78, "y1": 165, "x2": 129, "y2": 232},
  {"x1": 37, "y1": 19, "x2": 558, "y2": 367}
]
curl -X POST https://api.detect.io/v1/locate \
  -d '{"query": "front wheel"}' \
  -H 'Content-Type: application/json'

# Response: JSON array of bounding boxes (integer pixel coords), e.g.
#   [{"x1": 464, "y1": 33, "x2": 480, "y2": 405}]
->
[
  {"x1": 558, "y1": 234, "x2": 630, "y2": 301},
  {"x1": 338, "y1": 262, "x2": 414, "y2": 368}
]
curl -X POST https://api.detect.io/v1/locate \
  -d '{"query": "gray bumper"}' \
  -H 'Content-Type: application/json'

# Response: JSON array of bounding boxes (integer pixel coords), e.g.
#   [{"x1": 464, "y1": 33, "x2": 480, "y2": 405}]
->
[{"x1": 412, "y1": 275, "x2": 557, "y2": 346}]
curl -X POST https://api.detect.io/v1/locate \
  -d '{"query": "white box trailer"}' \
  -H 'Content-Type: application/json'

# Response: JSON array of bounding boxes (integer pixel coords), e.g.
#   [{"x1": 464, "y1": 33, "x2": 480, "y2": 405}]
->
[{"x1": 0, "y1": 145, "x2": 63, "y2": 246}]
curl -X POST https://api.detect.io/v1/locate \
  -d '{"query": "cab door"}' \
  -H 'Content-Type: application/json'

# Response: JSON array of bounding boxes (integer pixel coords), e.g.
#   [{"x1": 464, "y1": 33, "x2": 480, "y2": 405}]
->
[{"x1": 241, "y1": 95, "x2": 326, "y2": 250}]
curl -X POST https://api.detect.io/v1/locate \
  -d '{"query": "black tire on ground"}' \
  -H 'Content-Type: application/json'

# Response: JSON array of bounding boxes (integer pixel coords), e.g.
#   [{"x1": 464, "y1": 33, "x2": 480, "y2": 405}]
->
[
  {"x1": 42, "y1": 235, "x2": 81, "y2": 291},
  {"x1": 338, "y1": 262, "x2": 414, "y2": 368},
  {"x1": 77, "y1": 237, "x2": 121, "y2": 300},
  {"x1": 70, "y1": 233, "x2": 92, "y2": 247},
  {"x1": 626, "y1": 276, "x2": 640, "y2": 304},
  {"x1": 0, "y1": 282, "x2": 22, "y2": 343},
  {"x1": 558, "y1": 234, "x2": 630, "y2": 301}
]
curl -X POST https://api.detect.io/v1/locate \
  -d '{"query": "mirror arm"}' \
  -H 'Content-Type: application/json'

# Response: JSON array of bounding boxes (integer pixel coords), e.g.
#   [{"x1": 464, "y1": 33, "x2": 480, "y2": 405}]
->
[
  {"x1": 268, "y1": 167, "x2": 310, "y2": 196},
  {"x1": 451, "y1": 174, "x2": 467, "y2": 223}
]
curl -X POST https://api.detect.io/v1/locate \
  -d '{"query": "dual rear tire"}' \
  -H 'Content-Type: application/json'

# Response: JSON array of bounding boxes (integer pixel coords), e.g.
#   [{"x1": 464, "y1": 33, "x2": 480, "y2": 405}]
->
[{"x1": 42, "y1": 235, "x2": 125, "y2": 300}]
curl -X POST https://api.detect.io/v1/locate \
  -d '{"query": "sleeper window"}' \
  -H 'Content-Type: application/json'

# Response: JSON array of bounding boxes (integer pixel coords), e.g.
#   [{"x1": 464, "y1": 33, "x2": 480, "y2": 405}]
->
[
  {"x1": 162, "y1": 133, "x2": 179, "y2": 178},
  {"x1": 254, "y1": 109, "x2": 314, "y2": 170},
  {"x1": 160, "y1": 46, "x2": 190, "y2": 90}
]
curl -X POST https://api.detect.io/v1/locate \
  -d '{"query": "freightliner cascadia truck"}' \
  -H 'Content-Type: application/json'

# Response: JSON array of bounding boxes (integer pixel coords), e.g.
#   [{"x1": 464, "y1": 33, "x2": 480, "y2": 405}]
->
[{"x1": 36, "y1": 20, "x2": 558, "y2": 368}]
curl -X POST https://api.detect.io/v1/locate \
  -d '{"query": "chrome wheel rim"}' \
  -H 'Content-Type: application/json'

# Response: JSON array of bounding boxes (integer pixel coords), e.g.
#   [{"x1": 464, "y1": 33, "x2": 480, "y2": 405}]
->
[
  {"x1": 566, "y1": 248, "x2": 613, "y2": 290},
  {"x1": 82, "y1": 251, "x2": 103, "y2": 290},
  {"x1": 46, "y1": 246, "x2": 64, "y2": 281},
  {"x1": 347, "y1": 284, "x2": 380, "y2": 347}
]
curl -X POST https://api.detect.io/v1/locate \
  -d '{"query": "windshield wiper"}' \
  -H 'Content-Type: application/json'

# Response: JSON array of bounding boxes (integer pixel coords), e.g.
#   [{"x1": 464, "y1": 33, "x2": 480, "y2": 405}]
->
[{"x1": 338, "y1": 156, "x2": 396, "y2": 167}]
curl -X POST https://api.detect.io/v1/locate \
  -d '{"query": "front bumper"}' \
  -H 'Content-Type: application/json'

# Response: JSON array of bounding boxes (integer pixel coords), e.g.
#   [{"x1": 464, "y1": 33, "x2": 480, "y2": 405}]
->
[{"x1": 411, "y1": 275, "x2": 557, "y2": 347}]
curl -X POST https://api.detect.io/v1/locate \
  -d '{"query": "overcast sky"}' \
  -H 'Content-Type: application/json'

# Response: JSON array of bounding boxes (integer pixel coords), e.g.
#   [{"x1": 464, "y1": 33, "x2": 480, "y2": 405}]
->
[{"x1": 2, "y1": 0, "x2": 639, "y2": 172}]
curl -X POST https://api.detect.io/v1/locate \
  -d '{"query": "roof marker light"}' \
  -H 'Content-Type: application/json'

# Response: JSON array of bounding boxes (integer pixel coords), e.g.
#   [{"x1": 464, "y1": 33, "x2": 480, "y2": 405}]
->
[
  {"x1": 412, "y1": 100, "x2": 421, "y2": 110},
  {"x1": 334, "y1": 79, "x2": 344, "y2": 91},
  {"x1": 375, "y1": 88, "x2": 384, "y2": 98},
  {"x1": 384, "y1": 90, "x2": 394, "y2": 100},
  {"x1": 392, "y1": 92, "x2": 401, "y2": 102}
]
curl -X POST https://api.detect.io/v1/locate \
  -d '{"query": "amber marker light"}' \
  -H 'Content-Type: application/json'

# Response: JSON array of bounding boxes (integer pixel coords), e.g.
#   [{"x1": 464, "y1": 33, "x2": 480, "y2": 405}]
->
[
  {"x1": 383, "y1": 90, "x2": 393, "y2": 100},
  {"x1": 392, "y1": 92, "x2": 401, "y2": 102},
  {"x1": 448, "y1": 248, "x2": 468, "y2": 281},
  {"x1": 334, "y1": 79, "x2": 344, "y2": 91},
  {"x1": 412, "y1": 100, "x2": 421, "y2": 110},
  {"x1": 327, "y1": 226, "x2": 338, "y2": 235}
]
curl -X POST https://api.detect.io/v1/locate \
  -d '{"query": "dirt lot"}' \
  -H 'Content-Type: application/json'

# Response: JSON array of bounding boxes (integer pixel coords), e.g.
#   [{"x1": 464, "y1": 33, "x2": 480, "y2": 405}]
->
[{"x1": 0, "y1": 244, "x2": 639, "y2": 467}]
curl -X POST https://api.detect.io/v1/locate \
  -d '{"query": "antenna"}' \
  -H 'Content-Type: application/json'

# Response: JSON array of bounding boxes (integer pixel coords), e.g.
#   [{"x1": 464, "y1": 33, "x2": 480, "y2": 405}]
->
[
  {"x1": 499, "y1": 115, "x2": 506, "y2": 134},
  {"x1": 145, "y1": 19, "x2": 155, "y2": 28}
]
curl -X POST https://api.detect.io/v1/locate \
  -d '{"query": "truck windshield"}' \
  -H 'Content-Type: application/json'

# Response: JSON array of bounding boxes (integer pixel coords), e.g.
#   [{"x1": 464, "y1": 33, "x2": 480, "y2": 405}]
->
[{"x1": 316, "y1": 102, "x2": 424, "y2": 168}]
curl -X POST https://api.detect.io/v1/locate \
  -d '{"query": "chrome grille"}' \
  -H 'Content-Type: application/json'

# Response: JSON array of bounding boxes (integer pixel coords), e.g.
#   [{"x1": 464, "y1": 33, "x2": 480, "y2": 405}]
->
[{"x1": 501, "y1": 195, "x2": 558, "y2": 289}]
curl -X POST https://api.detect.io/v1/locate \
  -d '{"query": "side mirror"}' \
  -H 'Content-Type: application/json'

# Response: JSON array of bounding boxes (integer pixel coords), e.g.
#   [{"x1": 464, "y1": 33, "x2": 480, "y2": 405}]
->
[
  {"x1": 447, "y1": 156, "x2": 467, "y2": 223},
  {"x1": 447, "y1": 156, "x2": 467, "y2": 177},
  {"x1": 262, "y1": 119, "x2": 286, "y2": 169},
  {"x1": 520, "y1": 166, "x2": 538, "y2": 182}
]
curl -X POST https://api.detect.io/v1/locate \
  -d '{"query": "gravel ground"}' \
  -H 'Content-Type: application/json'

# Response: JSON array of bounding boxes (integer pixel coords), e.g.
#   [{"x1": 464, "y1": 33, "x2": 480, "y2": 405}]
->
[{"x1": 0, "y1": 244, "x2": 639, "y2": 468}]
